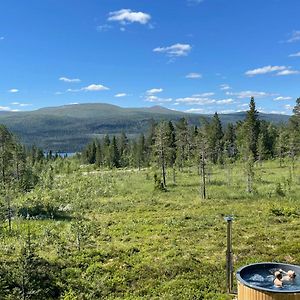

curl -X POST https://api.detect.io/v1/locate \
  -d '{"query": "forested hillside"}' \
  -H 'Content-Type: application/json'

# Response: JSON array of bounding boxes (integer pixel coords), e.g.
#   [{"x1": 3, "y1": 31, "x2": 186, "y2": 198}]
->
[{"x1": 0, "y1": 103, "x2": 290, "y2": 152}]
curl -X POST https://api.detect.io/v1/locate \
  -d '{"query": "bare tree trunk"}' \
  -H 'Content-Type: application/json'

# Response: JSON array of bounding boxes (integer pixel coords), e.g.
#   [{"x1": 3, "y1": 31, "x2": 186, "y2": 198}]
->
[
  {"x1": 172, "y1": 165, "x2": 176, "y2": 184},
  {"x1": 7, "y1": 195, "x2": 12, "y2": 232},
  {"x1": 200, "y1": 150, "x2": 206, "y2": 199},
  {"x1": 76, "y1": 231, "x2": 81, "y2": 252},
  {"x1": 161, "y1": 151, "x2": 166, "y2": 188}
]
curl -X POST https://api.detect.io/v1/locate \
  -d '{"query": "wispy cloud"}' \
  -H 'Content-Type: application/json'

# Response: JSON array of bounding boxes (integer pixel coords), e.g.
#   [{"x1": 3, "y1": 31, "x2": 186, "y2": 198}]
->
[
  {"x1": 220, "y1": 84, "x2": 231, "y2": 90},
  {"x1": 143, "y1": 88, "x2": 171, "y2": 103},
  {"x1": 176, "y1": 96, "x2": 214, "y2": 105},
  {"x1": 274, "y1": 96, "x2": 292, "y2": 101},
  {"x1": 0, "y1": 37, "x2": 4, "y2": 40},
  {"x1": 59, "y1": 77, "x2": 81, "y2": 83},
  {"x1": 175, "y1": 94, "x2": 233, "y2": 106},
  {"x1": 226, "y1": 90, "x2": 273, "y2": 99},
  {"x1": 153, "y1": 43, "x2": 192, "y2": 57},
  {"x1": 8, "y1": 88, "x2": 19, "y2": 93},
  {"x1": 185, "y1": 108, "x2": 205, "y2": 113},
  {"x1": 96, "y1": 24, "x2": 113, "y2": 32},
  {"x1": 276, "y1": 69, "x2": 299, "y2": 76},
  {"x1": 187, "y1": 0, "x2": 204, "y2": 5},
  {"x1": 289, "y1": 51, "x2": 300, "y2": 57},
  {"x1": 145, "y1": 95, "x2": 172, "y2": 103},
  {"x1": 245, "y1": 65, "x2": 299, "y2": 76},
  {"x1": 0, "y1": 106, "x2": 11, "y2": 111},
  {"x1": 286, "y1": 30, "x2": 300, "y2": 43},
  {"x1": 193, "y1": 92, "x2": 215, "y2": 97},
  {"x1": 216, "y1": 99, "x2": 234, "y2": 104},
  {"x1": 186, "y1": 72, "x2": 202, "y2": 79},
  {"x1": 245, "y1": 65, "x2": 287, "y2": 76},
  {"x1": 82, "y1": 84, "x2": 109, "y2": 91},
  {"x1": 219, "y1": 109, "x2": 236, "y2": 114},
  {"x1": 108, "y1": 9, "x2": 151, "y2": 25},
  {"x1": 11, "y1": 102, "x2": 32, "y2": 107},
  {"x1": 146, "y1": 88, "x2": 163, "y2": 95},
  {"x1": 66, "y1": 83, "x2": 109, "y2": 92},
  {"x1": 284, "y1": 104, "x2": 293, "y2": 110},
  {"x1": 115, "y1": 93, "x2": 127, "y2": 97}
]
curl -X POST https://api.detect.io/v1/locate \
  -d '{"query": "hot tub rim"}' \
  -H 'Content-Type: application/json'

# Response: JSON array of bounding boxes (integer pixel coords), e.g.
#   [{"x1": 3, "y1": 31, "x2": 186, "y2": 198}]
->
[{"x1": 236, "y1": 262, "x2": 300, "y2": 294}]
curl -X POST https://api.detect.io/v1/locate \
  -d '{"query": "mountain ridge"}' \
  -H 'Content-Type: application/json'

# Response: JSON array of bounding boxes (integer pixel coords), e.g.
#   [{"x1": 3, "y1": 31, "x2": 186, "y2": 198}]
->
[{"x1": 0, "y1": 103, "x2": 290, "y2": 152}]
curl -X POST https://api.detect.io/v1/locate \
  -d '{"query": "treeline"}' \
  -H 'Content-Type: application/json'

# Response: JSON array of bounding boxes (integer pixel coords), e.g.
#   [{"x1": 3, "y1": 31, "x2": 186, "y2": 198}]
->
[{"x1": 82, "y1": 97, "x2": 300, "y2": 194}]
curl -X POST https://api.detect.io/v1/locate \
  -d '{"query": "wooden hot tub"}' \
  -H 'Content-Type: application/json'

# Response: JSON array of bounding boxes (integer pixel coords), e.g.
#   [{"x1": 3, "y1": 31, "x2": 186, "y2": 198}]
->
[{"x1": 236, "y1": 263, "x2": 300, "y2": 300}]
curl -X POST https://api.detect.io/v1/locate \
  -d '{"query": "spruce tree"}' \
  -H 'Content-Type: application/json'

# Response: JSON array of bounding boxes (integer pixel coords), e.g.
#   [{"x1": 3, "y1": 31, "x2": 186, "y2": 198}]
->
[
  {"x1": 209, "y1": 112, "x2": 224, "y2": 164},
  {"x1": 153, "y1": 121, "x2": 171, "y2": 188},
  {"x1": 136, "y1": 134, "x2": 146, "y2": 170},
  {"x1": 109, "y1": 136, "x2": 120, "y2": 168},
  {"x1": 167, "y1": 121, "x2": 177, "y2": 183},
  {"x1": 95, "y1": 140, "x2": 103, "y2": 168},
  {"x1": 244, "y1": 97, "x2": 260, "y2": 158},
  {"x1": 175, "y1": 118, "x2": 189, "y2": 171}
]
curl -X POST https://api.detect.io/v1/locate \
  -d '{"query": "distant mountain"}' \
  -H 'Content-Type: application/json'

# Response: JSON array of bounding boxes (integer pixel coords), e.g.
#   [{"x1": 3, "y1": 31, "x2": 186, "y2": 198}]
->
[{"x1": 0, "y1": 103, "x2": 290, "y2": 152}]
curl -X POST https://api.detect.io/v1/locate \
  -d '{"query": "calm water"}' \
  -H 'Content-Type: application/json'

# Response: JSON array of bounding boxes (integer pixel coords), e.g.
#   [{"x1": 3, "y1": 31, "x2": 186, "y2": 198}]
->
[{"x1": 244, "y1": 269, "x2": 300, "y2": 291}]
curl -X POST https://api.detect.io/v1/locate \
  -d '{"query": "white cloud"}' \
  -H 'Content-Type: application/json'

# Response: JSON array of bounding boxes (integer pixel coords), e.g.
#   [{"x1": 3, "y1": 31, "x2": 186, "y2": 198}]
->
[
  {"x1": 108, "y1": 9, "x2": 151, "y2": 25},
  {"x1": 176, "y1": 97, "x2": 215, "y2": 105},
  {"x1": 274, "y1": 96, "x2": 292, "y2": 101},
  {"x1": 153, "y1": 43, "x2": 192, "y2": 57},
  {"x1": 82, "y1": 84, "x2": 109, "y2": 91},
  {"x1": 0, "y1": 106, "x2": 11, "y2": 111},
  {"x1": 287, "y1": 30, "x2": 300, "y2": 43},
  {"x1": 186, "y1": 72, "x2": 202, "y2": 79},
  {"x1": 59, "y1": 77, "x2": 81, "y2": 83},
  {"x1": 219, "y1": 109, "x2": 236, "y2": 114},
  {"x1": 226, "y1": 90, "x2": 273, "y2": 99},
  {"x1": 289, "y1": 51, "x2": 300, "y2": 57},
  {"x1": 185, "y1": 108, "x2": 205, "y2": 113},
  {"x1": 175, "y1": 93, "x2": 232, "y2": 106},
  {"x1": 66, "y1": 88, "x2": 81, "y2": 93},
  {"x1": 220, "y1": 84, "x2": 231, "y2": 90},
  {"x1": 115, "y1": 93, "x2": 127, "y2": 97},
  {"x1": 11, "y1": 102, "x2": 32, "y2": 107},
  {"x1": 216, "y1": 98, "x2": 234, "y2": 104},
  {"x1": 69, "y1": 102, "x2": 79, "y2": 105},
  {"x1": 245, "y1": 65, "x2": 287, "y2": 76},
  {"x1": 284, "y1": 104, "x2": 293, "y2": 110},
  {"x1": 66, "y1": 83, "x2": 109, "y2": 92},
  {"x1": 246, "y1": 65, "x2": 300, "y2": 76},
  {"x1": 270, "y1": 110, "x2": 287, "y2": 114},
  {"x1": 238, "y1": 103, "x2": 249, "y2": 108},
  {"x1": 276, "y1": 69, "x2": 299, "y2": 76},
  {"x1": 9, "y1": 89, "x2": 19, "y2": 93},
  {"x1": 146, "y1": 88, "x2": 163, "y2": 95},
  {"x1": 145, "y1": 95, "x2": 172, "y2": 103},
  {"x1": 193, "y1": 92, "x2": 215, "y2": 97}
]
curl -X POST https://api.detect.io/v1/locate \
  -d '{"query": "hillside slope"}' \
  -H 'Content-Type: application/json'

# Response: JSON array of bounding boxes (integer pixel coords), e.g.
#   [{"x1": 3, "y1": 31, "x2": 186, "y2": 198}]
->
[{"x1": 0, "y1": 103, "x2": 290, "y2": 151}]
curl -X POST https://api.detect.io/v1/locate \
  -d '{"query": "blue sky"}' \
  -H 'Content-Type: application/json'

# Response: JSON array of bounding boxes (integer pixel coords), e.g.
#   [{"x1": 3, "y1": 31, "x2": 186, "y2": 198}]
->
[{"x1": 0, "y1": 0, "x2": 300, "y2": 114}]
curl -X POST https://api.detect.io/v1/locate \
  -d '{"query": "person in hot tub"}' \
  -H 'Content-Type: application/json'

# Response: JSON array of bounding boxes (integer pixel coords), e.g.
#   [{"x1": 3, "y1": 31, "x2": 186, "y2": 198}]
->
[
  {"x1": 274, "y1": 271, "x2": 283, "y2": 288},
  {"x1": 279, "y1": 269, "x2": 296, "y2": 281}
]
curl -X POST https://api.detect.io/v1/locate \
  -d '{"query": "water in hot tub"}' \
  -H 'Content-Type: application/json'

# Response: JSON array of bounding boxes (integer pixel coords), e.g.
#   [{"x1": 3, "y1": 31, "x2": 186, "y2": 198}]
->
[{"x1": 244, "y1": 269, "x2": 300, "y2": 291}]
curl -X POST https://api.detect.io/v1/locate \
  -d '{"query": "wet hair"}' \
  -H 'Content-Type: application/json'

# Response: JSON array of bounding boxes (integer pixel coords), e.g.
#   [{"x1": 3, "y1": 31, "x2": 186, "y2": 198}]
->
[
  {"x1": 274, "y1": 271, "x2": 282, "y2": 279},
  {"x1": 288, "y1": 270, "x2": 296, "y2": 278}
]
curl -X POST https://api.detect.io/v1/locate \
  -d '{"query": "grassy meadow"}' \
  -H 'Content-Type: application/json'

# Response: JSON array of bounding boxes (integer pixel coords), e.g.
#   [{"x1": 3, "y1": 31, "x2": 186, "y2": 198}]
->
[{"x1": 1, "y1": 158, "x2": 300, "y2": 299}]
